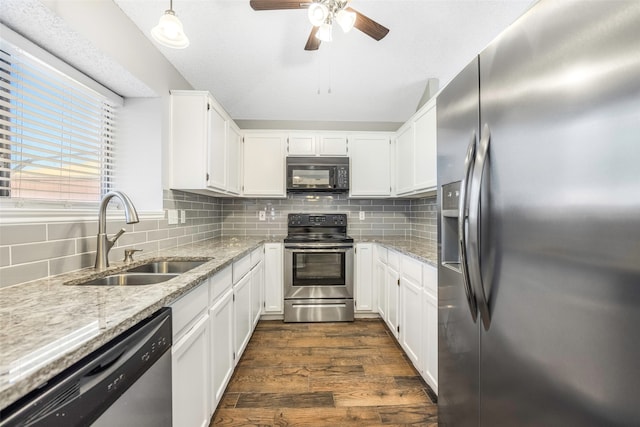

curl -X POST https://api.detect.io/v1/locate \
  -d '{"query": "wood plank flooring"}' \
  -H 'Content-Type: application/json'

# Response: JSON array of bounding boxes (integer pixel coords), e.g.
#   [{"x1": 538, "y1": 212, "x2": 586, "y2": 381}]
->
[{"x1": 210, "y1": 319, "x2": 437, "y2": 426}]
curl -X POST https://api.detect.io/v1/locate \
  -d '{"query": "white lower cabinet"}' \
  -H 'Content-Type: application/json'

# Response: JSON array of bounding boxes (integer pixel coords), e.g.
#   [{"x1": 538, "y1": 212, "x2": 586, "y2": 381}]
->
[
  {"x1": 172, "y1": 314, "x2": 210, "y2": 427},
  {"x1": 251, "y1": 260, "x2": 264, "y2": 327},
  {"x1": 355, "y1": 243, "x2": 374, "y2": 312},
  {"x1": 373, "y1": 244, "x2": 438, "y2": 395},
  {"x1": 422, "y1": 264, "x2": 438, "y2": 393},
  {"x1": 209, "y1": 288, "x2": 234, "y2": 409},
  {"x1": 263, "y1": 243, "x2": 283, "y2": 314},
  {"x1": 170, "y1": 245, "x2": 268, "y2": 426},
  {"x1": 386, "y1": 264, "x2": 400, "y2": 338},
  {"x1": 233, "y1": 270, "x2": 252, "y2": 363},
  {"x1": 400, "y1": 273, "x2": 422, "y2": 368}
]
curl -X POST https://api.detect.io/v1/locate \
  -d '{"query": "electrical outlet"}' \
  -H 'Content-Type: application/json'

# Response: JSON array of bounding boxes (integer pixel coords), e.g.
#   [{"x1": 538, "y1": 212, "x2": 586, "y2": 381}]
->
[
  {"x1": 168, "y1": 209, "x2": 179, "y2": 225},
  {"x1": 359, "y1": 211, "x2": 365, "y2": 220},
  {"x1": 180, "y1": 210, "x2": 186, "y2": 223},
  {"x1": 259, "y1": 210, "x2": 266, "y2": 221}
]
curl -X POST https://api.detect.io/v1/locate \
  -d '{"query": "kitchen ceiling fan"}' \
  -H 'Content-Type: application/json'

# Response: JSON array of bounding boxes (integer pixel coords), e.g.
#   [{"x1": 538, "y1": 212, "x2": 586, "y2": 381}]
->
[{"x1": 249, "y1": 0, "x2": 389, "y2": 51}]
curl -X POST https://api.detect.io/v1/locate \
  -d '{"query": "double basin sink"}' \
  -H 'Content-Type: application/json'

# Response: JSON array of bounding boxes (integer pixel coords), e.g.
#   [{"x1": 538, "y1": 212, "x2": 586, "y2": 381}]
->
[{"x1": 76, "y1": 260, "x2": 209, "y2": 286}]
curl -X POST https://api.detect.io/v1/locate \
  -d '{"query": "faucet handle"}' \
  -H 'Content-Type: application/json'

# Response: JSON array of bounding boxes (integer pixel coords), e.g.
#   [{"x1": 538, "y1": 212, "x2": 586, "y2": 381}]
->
[{"x1": 124, "y1": 249, "x2": 142, "y2": 263}]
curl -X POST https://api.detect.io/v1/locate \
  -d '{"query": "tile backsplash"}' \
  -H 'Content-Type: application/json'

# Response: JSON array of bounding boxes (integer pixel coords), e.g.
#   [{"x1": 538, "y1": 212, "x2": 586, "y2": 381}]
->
[
  {"x1": 0, "y1": 191, "x2": 436, "y2": 288},
  {"x1": 0, "y1": 190, "x2": 221, "y2": 288},
  {"x1": 221, "y1": 194, "x2": 413, "y2": 239}
]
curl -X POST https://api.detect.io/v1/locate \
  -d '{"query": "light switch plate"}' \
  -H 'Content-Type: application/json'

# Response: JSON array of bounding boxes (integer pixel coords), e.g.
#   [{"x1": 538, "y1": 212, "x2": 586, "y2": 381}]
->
[
  {"x1": 359, "y1": 211, "x2": 365, "y2": 220},
  {"x1": 180, "y1": 210, "x2": 186, "y2": 223}
]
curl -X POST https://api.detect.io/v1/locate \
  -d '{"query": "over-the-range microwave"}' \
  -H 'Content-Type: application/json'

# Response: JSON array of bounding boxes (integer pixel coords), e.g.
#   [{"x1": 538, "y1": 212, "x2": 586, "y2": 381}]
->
[{"x1": 286, "y1": 157, "x2": 349, "y2": 193}]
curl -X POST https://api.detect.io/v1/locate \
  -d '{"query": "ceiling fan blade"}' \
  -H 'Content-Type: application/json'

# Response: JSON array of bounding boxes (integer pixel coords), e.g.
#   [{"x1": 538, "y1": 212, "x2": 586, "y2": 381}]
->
[
  {"x1": 346, "y1": 7, "x2": 390, "y2": 41},
  {"x1": 250, "y1": 0, "x2": 310, "y2": 10},
  {"x1": 304, "y1": 26, "x2": 321, "y2": 51}
]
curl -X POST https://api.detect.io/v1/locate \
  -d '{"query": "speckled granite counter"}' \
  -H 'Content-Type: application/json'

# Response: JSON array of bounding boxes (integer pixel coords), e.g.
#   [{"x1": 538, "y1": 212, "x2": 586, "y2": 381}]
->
[
  {"x1": 0, "y1": 235, "x2": 436, "y2": 410},
  {"x1": 0, "y1": 237, "x2": 264, "y2": 410},
  {"x1": 358, "y1": 237, "x2": 438, "y2": 267}
]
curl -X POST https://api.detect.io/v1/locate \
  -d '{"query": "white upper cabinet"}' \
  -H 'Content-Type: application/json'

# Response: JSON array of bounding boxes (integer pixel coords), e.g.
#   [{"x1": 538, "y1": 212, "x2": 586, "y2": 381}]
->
[
  {"x1": 226, "y1": 123, "x2": 242, "y2": 195},
  {"x1": 395, "y1": 123, "x2": 414, "y2": 195},
  {"x1": 349, "y1": 134, "x2": 392, "y2": 197},
  {"x1": 242, "y1": 133, "x2": 286, "y2": 197},
  {"x1": 287, "y1": 133, "x2": 348, "y2": 156},
  {"x1": 394, "y1": 97, "x2": 437, "y2": 196},
  {"x1": 413, "y1": 100, "x2": 437, "y2": 191},
  {"x1": 170, "y1": 90, "x2": 240, "y2": 196}
]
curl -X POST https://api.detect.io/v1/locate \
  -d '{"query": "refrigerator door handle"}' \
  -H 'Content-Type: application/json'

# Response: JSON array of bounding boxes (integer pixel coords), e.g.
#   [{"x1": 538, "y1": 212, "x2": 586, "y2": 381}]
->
[
  {"x1": 469, "y1": 123, "x2": 492, "y2": 330},
  {"x1": 458, "y1": 133, "x2": 478, "y2": 322}
]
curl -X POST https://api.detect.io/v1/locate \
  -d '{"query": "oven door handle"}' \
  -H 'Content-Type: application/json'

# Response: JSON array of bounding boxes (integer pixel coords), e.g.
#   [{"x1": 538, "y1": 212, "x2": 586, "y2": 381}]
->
[{"x1": 285, "y1": 247, "x2": 352, "y2": 253}]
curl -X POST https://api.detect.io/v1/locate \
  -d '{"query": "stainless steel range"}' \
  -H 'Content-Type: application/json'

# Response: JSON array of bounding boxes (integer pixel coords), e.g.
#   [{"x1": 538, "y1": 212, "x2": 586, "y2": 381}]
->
[{"x1": 284, "y1": 213, "x2": 354, "y2": 322}]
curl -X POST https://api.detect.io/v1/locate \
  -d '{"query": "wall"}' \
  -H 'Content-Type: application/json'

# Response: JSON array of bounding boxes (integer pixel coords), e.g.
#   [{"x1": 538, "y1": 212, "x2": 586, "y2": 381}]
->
[
  {"x1": 222, "y1": 194, "x2": 410, "y2": 239},
  {"x1": 0, "y1": 191, "x2": 220, "y2": 289},
  {"x1": 0, "y1": 193, "x2": 436, "y2": 289},
  {"x1": 221, "y1": 194, "x2": 437, "y2": 243}
]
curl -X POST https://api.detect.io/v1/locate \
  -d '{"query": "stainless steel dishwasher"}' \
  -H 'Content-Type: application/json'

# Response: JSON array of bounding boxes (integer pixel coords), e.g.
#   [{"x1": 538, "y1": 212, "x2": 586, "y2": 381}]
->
[{"x1": 0, "y1": 308, "x2": 172, "y2": 426}]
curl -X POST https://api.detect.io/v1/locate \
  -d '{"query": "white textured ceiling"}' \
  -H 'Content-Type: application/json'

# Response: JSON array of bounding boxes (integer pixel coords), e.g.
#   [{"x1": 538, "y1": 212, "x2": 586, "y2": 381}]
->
[{"x1": 3, "y1": 0, "x2": 535, "y2": 126}]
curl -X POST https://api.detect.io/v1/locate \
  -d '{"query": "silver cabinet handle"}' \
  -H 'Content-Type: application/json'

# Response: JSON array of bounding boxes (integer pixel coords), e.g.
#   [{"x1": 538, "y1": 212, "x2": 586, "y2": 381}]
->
[
  {"x1": 468, "y1": 123, "x2": 492, "y2": 330},
  {"x1": 458, "y1": 132, "x2": 478, "y2": 322}
]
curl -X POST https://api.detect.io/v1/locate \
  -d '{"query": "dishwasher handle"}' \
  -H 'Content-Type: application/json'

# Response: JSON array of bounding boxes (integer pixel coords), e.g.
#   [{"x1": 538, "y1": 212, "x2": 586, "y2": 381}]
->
[{"x1": 0, "y1": 308, "x2": 172, "y2": 427}]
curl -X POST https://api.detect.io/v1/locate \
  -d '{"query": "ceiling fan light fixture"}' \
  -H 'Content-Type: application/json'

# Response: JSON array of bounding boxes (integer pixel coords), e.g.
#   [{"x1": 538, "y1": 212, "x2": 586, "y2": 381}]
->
[
  {"x1": 151, "y1": 3, "x2": 189, "y2": 49},
  {"x1": 308, "y1": 3, "x2": 330, "y2": 26},
  {"x1": 316, "y1": 22, "x2": 333, "y2": 42},
  {"x1": 335, "y1": 9, "x2": 356, "y2": 33}
]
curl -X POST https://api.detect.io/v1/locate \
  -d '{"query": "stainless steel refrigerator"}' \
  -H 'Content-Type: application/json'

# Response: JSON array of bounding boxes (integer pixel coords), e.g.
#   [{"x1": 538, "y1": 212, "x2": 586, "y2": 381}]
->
[{"x1": 436, "y1": 1, "x2": 640, "y2": 425}]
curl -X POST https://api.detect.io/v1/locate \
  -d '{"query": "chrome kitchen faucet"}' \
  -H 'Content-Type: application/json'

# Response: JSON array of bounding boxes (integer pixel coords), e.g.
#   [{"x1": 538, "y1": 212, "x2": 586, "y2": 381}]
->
[{"x1": 94, "y1": 191, "x2": 139, "y2": 270}]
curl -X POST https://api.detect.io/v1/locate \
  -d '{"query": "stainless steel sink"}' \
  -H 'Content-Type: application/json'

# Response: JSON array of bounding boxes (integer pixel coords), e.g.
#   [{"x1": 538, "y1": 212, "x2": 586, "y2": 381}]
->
[
  {"x1": 78, "y1": 273, "x2": 179, "y2": 286},
  {"x1": 126, "y1": 260, "x2": 208, "y2": 274}
]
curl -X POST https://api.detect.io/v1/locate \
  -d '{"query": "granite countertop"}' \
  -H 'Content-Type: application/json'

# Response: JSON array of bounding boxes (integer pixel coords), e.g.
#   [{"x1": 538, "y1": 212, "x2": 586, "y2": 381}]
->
[
  {"x1": 0, "y1": 236, "x2": 264, "y2": 410},
  {"x1": 358, "y1": 237, "x2": 438, "y2": 267},
  {"x1": 0, "y1": 235, "x2": 436, "y2": 410}
]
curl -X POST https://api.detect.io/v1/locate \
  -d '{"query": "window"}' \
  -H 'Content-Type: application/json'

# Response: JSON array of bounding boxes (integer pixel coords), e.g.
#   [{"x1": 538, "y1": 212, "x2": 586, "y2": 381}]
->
[{"x1": 0, "y1": 33, "x2": 119, "y2": 205}]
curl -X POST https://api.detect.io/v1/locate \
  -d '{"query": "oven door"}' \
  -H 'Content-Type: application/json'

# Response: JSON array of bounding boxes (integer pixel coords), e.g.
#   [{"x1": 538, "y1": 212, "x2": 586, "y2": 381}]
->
[{"x1": 284, "y1": 245, "x2": 354, "y2": 299}]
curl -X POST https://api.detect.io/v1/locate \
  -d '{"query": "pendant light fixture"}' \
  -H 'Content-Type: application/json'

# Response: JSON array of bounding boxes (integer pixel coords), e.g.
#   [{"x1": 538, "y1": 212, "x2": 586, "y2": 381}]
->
[{"x1": 151, "y1": 0, "x2": 190, "y2": 49}]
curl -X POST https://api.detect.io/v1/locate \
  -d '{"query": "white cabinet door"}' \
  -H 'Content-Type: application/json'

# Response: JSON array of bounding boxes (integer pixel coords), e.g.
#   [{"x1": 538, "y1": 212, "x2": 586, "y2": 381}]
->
[
  {"x1": 422, "y1": 263, "x2": 438, "y2": 393},
  {"x1": 264, "y1": 243, "x2": 283, "y2": 314},
  {"x1": 251, "y1": 260, "x2": 264, "y2": 326},
  {"x1": 170, "y1": 91, "x2": 208, "y2": 190},
  {"x1": 413, "y1": 101, "x2": 437, "y2": 192},
  {"x1": 243, "y1": 134, "x2": 286, "y2": 197},
  {"x1": 207, "y1": 102, "x2": 227, "y2": 190},
  {"x1": 400, "y1": 275, "x2": 422, "y2": 368},
  {"x1": 288, "y1": 134, "x2": 316, "y2": 156},
  {"x1": 209, "y1": 288, "x2": 234, "y2": 410},
  {"x1": 226, "y1": 123, "x2": 242, "y2": 195},
  {"x1": 350, "y1": 135, "x2": 392, "y2": 197},
  {"x1": 423, "y1": 288, "x2": 438, "y2": 393},
  {"x1": 395, "y1": 124, "x2": 414, "y2": 195},
  {"x1": 319, "y1": 135, "x2": 348, "y2": 156},
  {"x1": 233, "y1": 273, "x2": 252, "y2": 361},
  {"x1": 172, "y1": 314, "x2": 210, "y2": 427},
  {"x1": 375, "y1": 258, "x2": 387, "y2": 319},
  {"x1": 355, "y1": 243, "x2": 374, "y2": 312},
  {"x1": 386, "y1": 265, "x2": 400, "y2": 338}
]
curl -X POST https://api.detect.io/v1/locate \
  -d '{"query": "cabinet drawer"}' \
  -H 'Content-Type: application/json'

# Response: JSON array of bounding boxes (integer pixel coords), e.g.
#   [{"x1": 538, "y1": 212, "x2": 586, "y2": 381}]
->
[
  {"x1": 171, "y1": 283, "x2": 208, "y2": 341},
  {"x1": 387, "y1": 250, "x2": 400, "y2": 270},
  {"x1": 423, "y1": 264, "x2": 438, "y2": 296},
  {"x1": 250, "y1": 246, "x2": 264, "y2": 267},
  {"x1": 233, "y1": 254, "x2": 252, "y2": 284},
  {"x1": 401, "y1": 256, "x2": 423, "y2": 286},
  {"x1": 209, "y1": 265, "x2": 232, "y2": 306}
]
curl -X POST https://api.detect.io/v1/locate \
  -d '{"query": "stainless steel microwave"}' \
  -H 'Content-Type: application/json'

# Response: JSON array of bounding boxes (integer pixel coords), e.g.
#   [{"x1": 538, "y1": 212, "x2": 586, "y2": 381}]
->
[{"x1": 286, "y1": 157, "x2": 349, "y2": 192}]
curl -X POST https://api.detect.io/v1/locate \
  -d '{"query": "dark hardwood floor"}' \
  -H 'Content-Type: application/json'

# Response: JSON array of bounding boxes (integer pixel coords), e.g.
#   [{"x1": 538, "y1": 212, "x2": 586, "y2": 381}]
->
[{"x1": 210, "y1": 319, "x2": 437, "y2": 426}]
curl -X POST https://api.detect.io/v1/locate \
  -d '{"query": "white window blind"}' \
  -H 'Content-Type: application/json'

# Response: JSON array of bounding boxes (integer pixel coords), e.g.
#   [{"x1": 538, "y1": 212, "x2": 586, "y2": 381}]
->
[{"x1": 0, "y1": 39, "x2": 117, "y2": 203}]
